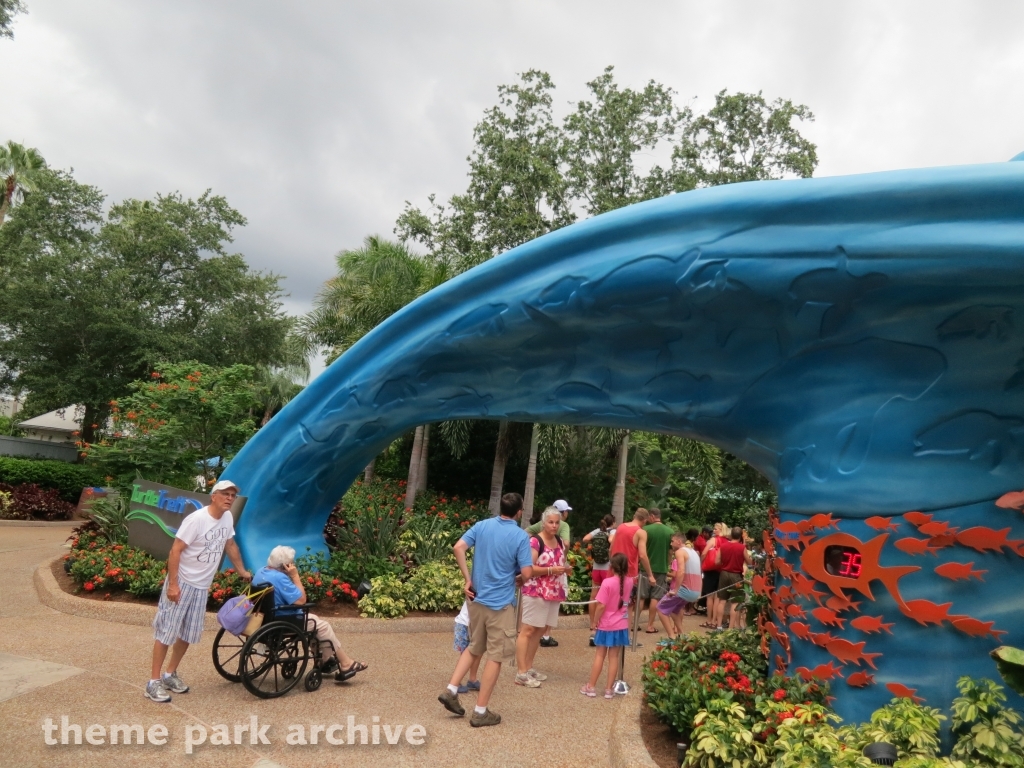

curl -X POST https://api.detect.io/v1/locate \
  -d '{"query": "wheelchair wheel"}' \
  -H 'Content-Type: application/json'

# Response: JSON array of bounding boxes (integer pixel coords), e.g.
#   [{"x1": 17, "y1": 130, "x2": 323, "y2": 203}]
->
[
  {"x1": 212, "y1": 627, "x2": 245, "y2": 683},
  {"x1": 240, "y1": 622, "x2": 309, "y2": 699},
  {"x1": 304, "y1": 667, "x2": 322, "y2": 692}
]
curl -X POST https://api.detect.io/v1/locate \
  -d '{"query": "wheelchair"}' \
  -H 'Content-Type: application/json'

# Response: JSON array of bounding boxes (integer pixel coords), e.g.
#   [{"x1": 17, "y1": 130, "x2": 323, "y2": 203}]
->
[{"x1": 212, "y1": 584, "x2": 332, "y2": 699}]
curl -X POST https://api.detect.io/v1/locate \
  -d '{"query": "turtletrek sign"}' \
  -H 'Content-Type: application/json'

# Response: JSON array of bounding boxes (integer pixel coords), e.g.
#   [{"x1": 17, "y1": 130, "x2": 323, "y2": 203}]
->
[{"x1": 126, "y1": 479, "x2": 246, "y2": 561}]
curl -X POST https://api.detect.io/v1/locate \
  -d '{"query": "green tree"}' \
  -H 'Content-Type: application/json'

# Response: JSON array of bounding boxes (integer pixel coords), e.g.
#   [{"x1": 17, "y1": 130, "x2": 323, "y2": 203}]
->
[
  {"x1": 0, "y1": 0, "x2": 25, "y2": 39},
  {"x1": 0, "y1": 168, "x2": 291, "y2": 444},
  {"x1": 0, "y1": 141, "x2": 47, "y2": 226},
  {"x1": 88, "y1": 361, "x2": 259, "y2": 487},
  {"x1": 563, "y1": 66, "x2": 687, "y2": 216},
  {"x1": 673, "y1": 90, "x2": 817, "y2": 187}
]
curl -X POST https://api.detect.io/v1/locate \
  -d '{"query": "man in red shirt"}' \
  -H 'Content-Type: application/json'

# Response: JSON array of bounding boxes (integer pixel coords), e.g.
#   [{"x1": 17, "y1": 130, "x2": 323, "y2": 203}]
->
[
  {"x1": 609, "y1": 508, "x2": 657, "y2": 628},
  {"x1": 714, "y1": 527, "x2": 752, "y2": 631}
]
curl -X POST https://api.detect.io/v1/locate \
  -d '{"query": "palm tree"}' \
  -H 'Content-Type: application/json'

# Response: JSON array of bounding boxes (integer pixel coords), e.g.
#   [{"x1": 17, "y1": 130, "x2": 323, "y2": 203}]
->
[
  {"x1": 0, "y1": 141, "x2": 47, "y2": 226},
  {"x1": 521, "y1": 423, "x2": 541, "y2": 528},
  {"x1": 487, "y1": 420, "x2": 511, "y2": 516},
  {"x1": 255, "y1": 364, "x2": 307, "y2": 427}
]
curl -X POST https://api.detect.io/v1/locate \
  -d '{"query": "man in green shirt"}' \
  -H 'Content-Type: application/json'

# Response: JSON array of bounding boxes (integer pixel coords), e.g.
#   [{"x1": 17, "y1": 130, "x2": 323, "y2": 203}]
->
[
  {"x1": 642, "y1": 508, "x2": 674, "y2": 633},
  {"x1": 526, "y1": 499, "x2": 571, "y2": 647}
]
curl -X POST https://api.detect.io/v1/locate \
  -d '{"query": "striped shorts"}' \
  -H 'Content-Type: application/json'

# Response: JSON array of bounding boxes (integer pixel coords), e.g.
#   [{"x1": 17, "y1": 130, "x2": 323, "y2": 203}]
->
[{"x1": 153, "y1": 581, "x2": 207, "y2": 646}]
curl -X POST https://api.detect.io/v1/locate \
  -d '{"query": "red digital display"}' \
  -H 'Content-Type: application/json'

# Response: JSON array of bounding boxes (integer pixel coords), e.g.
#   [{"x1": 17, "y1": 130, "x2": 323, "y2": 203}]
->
[
  {"x1": 824, "y1": 545, "x2": 862, "y2": 579},
  {"x1": 839, "y1": 551, "x2": 862, "y2": 578}
]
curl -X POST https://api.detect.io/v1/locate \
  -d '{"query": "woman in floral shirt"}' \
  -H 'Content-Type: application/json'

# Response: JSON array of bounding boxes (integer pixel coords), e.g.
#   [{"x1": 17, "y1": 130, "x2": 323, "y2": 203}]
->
[{"x1": 514, "y1": 507, "x2": 573, "y2": 688}]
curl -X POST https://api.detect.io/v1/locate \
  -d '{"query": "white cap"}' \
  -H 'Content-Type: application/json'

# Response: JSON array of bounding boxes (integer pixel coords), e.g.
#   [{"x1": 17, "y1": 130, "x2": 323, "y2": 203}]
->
[
  {"x1": 553, "y1": 499, "x2": 572, "y2": 512},
  {"x1": 210, "y1": 479, "x2": 240, "y2": 494}
]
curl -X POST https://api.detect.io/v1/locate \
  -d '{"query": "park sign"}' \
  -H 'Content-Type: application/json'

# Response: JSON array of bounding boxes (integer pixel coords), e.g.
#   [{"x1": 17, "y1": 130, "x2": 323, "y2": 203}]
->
[{"x1": 126, "y1": 480, "x2": 246, "y2": 561}]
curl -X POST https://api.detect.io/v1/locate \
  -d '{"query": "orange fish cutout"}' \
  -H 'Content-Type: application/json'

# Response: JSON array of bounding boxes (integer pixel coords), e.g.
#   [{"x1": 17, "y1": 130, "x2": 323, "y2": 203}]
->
[
  {"x1": 807, "y1": 513, "x2": 839, "y2": 531},
  {"x1": 865, "y1": 516, "x2": 900, "y2": 533},
  {"x1": 796, "y1": 661, "x2": 844, "y2": 682},
  {"x1": 776, "y1": 521, "x2": 802, "y2": 535},
  {"x1": 903, "y1": 511, "x2": 933, "y2": 526},
  {"x1": 774, "y1": 654, "x2": 789, "y2": 674},
  {"x1": 928, "y1": 534, "x2": 957, "y2": 550},
  {"x1": 850, "y1": 614, "x2": 894, "y2": 635},
  {"x1": 810, "y1": 631, "x2": 836, "y2": 647},
  {"x1": 955, "y1": 527, "x2": 1023, "y2": 554},
  {"x1": 764, "y1": 621, "x2": 791, "y2": 654},
  {"x1": 762, "y1": 530, "x2": 776, "y2": 557},
  {"x1": 796, "y1": 519, "x2": 816, "y2": 534},
  {"x1": 996, "y1": 490, "x2": 1024, "y2": 510},
  {"x1": 886, "y1": 682, "x2": 924, "y2": 703},
  {"x1": 949, "y1": 615, "x2": 1008, "y2": 641},
  {"x1": 789, "y1": 621, "x2": 812, "y2": 642},
  {"x1": 811, "y1": 606, "x2": 846, "y2": 629},
  {"x1": 899, "y1": 599, "x2": 953, "y2": 626},
  {"x1": 775, "y1": 559, "x2": 794, "y2": 579},
  {"x1": 934, "y1": 562, "x2": 987, "y2": 582},
  {"x1": 846, "y1": 671, "x2": 875, "y2": 688},
  {"x1": 800, "y1": 532, "x2": 920, "y2": 603},
  {"x1": 894, "y1": 537, "x2": 940, "y2": 556},
  {"x1": 825, "y1": 594, "x2": 862, "y2": 614},
  {"x1": 825, "y1": 638, "x2": 882, "y2": 669},
  {"x1": 791, "y1": 573, "x2": 826, "y2": 605},
  {"x1": 786, "y1": 603, "x2": 807, "y2": 620},
  {"x1": 917, "y1": 520, "x2": 958, "y2": 537},
  {"x1": 752, "y1": 574, "x2": 769, "y2": 596}
]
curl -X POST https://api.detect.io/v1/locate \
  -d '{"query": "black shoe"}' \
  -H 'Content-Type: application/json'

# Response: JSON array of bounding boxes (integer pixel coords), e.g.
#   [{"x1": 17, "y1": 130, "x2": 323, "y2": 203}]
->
[
  {"x1": 539, "y1": 636, "x2": 558, "y2": 647},
  {"x1": 320, "y1": 657, "x2": 339, "y2": 675},
  {"x1": 589, "y1": 636, "x2": 596, "y2": 647}
]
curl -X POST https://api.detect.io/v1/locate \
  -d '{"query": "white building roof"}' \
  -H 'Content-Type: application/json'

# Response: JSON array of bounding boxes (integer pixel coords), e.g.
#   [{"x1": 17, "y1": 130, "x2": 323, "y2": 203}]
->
[{"x1": 18, "y1": 406, "x2": 84, "y2": 433}]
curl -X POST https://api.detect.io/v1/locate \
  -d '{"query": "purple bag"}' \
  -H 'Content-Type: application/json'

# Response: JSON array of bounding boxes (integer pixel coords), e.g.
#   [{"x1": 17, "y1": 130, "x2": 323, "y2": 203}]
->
[{"x1": 217, "y1": 594, "x2": 253, "y2": 636}]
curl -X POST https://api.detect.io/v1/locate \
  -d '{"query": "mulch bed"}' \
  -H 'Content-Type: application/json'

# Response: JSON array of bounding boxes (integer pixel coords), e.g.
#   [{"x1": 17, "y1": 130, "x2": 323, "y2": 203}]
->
[
  {"x1": 640, "y1": 699, "x2": 685, "y2": 768},
  {"x1": 51, "y1": 558, "x2": 457, "y2": 619}
]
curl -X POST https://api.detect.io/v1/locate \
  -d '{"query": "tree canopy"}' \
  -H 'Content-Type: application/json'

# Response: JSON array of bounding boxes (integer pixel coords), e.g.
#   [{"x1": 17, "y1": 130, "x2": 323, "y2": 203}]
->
[
  {"x1": 0, "y1": 0, "x2": 25, "y2": 39},
  {"x1": 0, "y1": 166, "x2": 292, "y2": 443}
]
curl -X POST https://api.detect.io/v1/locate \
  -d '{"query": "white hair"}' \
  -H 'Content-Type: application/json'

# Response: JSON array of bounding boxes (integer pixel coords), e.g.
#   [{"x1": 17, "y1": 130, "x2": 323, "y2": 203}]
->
[
  {"x1": 267, "y1": 545, "x2": 296, "y2": 569},
  {"x1": 541, "y1": 506, "x2": 562, "y2": 524}
]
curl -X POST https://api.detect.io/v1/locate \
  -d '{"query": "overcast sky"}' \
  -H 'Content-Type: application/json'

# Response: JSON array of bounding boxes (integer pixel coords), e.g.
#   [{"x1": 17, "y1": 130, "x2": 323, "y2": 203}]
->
[{"x1": 3, "y1": 1, "x2": 1023, "y2": 374}]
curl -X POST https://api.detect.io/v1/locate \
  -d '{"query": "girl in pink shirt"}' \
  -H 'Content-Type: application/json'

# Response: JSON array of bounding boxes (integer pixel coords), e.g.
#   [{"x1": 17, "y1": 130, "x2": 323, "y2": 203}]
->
[{"x1": 581, "y1": 554, "x2": 634, "y2": 699}]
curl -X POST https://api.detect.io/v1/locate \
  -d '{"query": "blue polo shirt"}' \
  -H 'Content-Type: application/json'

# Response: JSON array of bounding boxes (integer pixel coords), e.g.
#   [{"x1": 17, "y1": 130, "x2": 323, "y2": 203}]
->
[
  {"x1": 254, "y1": 566, "x2": 303, "y2": 615},
  {"x1": 461, "y1": 516, "x2": 532, "y2": 610}
]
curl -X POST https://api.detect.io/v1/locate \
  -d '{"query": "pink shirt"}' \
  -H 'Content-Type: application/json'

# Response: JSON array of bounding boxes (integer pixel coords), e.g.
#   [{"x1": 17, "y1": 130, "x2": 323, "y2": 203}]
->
[
  {"x1": 596, "y1": 575, "x2": 634, "y2": 631},
  {"x1": 521, "y1": 536, "x2": 567, "y2": 601}
]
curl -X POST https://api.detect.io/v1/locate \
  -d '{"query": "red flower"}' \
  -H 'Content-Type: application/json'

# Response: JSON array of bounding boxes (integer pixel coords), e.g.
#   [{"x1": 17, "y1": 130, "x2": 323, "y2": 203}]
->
[
  {"x1": 84, "y1": 582, "x2": 95, "y2": 591},
  {"x1": 774, "y1": 689, "x2": 787, "y2": 701}
]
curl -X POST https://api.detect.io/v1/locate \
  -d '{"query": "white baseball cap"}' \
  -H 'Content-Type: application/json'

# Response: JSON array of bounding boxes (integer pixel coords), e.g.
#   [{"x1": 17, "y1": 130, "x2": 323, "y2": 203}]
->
[
  {"x1": 210, "y1": 479, "x2": 240, "y2": 494},
  {"x1": 553, "y1": 499, "x2": 572, "y2": 512}
]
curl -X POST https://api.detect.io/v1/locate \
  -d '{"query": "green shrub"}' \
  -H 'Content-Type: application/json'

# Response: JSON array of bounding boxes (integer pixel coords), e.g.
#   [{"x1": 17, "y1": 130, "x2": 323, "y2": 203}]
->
[
  {"x1": 841, "y1": 697, "x2": 945, "y2": 760},
  {"x1": 67, "y1": 541, "x2": 166, "y2": 596},
  {"x1": 405, "y1": 559, "x2": 464, "y2": 612},
  {"x1": 358, "y1": 573, "x2": 411, "y2": 618},
  {"x1": 0, "y1": 457, "x2": 102, "y2": 502},
  {"x1": 950, "y1": 676, "x2": 1024, "y2": 766},
  {"x1": 88, "y1": 494, "x2": 130, "y2": 544}
]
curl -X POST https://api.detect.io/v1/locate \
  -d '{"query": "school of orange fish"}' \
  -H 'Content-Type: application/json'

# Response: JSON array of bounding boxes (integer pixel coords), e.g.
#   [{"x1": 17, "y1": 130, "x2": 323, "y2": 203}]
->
[{"x1": 754, "y1": 488, "x2": 1024, "y2": 704}]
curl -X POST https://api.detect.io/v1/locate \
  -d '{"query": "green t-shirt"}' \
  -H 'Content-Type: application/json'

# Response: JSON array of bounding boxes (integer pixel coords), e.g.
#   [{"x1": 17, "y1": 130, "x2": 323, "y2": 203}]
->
[
  {"x1": 527, "y1": 519, "x2": 570, "y2": 545},
  {"x1": 644, "y1": 522, "x2": 674, "y2": 574}
]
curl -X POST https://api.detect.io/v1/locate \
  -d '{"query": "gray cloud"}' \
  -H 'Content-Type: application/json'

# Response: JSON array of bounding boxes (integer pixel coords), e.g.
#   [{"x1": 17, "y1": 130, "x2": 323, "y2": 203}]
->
[{"x1": 3, "y1": 0, "x2": 1023, "y2": 317}]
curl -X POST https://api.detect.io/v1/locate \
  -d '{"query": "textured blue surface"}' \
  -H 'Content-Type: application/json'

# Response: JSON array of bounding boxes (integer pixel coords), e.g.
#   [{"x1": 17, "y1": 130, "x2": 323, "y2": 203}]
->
[{"x1": 225, "y1": 160, "x2": 1024, "y2": 719}]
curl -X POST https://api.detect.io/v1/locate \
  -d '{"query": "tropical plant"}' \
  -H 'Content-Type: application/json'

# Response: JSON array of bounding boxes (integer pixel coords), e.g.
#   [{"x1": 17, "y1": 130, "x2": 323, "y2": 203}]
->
[
  {"x1": 950, "y1": 676, "x2": 1024, "y2": 766},
  {"x1": 88, "y1": 493, "x2": 130, "y2": 544},
  {"x1": 357, "y1": 573, "x2": 412, "y2": 619},
  {"x1": 0, "y1": 141, "x2": 46, "y2": 225},
  {"x1": 404, "y1": 559, "x2": 465, "y2": 612}
]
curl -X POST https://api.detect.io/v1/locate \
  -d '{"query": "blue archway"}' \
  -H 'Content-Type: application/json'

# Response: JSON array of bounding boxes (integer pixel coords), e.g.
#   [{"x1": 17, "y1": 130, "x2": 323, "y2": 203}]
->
[{"x1": 225, "y1": 160, "x2": 1024, "y2": 722}]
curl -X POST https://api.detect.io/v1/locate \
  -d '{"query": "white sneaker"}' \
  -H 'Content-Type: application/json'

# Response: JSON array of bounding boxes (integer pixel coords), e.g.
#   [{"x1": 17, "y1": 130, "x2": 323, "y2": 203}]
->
[
  {"x1": 162, "y1": 671, "x2": 189, "y2": 693},
  {"x1": 144, "y1": 679, "x2": 171, "y2": 703},
  {"x1": 527, "y1": 669, "x2": 548, "y2": 681},
  {"x1": 515, "y1": 672, "x2": 541, "y2": 688}
]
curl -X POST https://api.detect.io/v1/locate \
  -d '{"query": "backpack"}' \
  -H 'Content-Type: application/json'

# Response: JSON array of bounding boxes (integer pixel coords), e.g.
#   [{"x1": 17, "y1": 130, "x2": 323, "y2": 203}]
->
[
  {"x1": 533, "y1": 535, "x2": 565, "y2": 559},
  {"x1": 590, "y1": 530, "x2": 611, "y2": 564}
]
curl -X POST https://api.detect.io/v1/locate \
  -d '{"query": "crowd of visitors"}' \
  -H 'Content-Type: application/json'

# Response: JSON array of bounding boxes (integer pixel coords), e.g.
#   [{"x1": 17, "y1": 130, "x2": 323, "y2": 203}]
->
[{"x1": 143, "y1": 478, "x2": 756, "y2": 729}]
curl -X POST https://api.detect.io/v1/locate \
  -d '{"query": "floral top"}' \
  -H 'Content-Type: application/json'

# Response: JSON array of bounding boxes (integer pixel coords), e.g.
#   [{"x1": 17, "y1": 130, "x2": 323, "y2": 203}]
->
[{"x1": 521, "y1": 535, "x2": 567, "y2": 602}]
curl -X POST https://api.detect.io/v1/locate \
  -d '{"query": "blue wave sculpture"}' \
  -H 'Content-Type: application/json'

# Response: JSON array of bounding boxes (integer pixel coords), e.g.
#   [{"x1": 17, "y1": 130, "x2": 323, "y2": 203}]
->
[{"x1": 225, "y1": 159, "x2": 1024, "y2": 721}]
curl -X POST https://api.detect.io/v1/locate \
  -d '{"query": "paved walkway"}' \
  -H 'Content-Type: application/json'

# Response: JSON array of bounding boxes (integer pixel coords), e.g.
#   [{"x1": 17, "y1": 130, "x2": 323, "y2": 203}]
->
[{"x1": 0, "y1": 525, "x2": 696, "y2": 767}]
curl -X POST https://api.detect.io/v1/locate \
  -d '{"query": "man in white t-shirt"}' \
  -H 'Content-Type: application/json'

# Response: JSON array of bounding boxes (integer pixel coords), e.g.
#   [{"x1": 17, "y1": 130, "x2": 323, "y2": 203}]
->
[{"x1": 145, "y1": 479, "x2": 251, "y2": 703}]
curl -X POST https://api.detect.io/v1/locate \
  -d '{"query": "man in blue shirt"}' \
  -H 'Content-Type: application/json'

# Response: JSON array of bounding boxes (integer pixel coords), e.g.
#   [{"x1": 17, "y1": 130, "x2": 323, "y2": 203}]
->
[
  {"x1": 438, "y1": 492, "x2": 533, "y2": 728},
  {"x1": 254, "y1": 546, "x2": 367, "y2": 683}
]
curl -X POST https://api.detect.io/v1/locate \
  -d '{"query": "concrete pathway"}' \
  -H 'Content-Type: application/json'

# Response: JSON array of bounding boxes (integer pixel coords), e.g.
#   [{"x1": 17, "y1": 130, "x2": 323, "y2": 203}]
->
[{"x1": 0, "y1": 525, "x2": 685, "y2": 767}]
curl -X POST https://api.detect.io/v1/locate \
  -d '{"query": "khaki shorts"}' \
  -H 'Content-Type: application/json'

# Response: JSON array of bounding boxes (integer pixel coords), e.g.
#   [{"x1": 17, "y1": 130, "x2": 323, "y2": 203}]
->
[
  {"x1": 467, "y1": 601, "x2": 517, "y2": 663},
  {"x1": 639, "y1": 573, "x2": 668, "y2": 601},
  {"x1": 718, "y1": 570, "x2": 743, "y2": 600},
  {"x1": 520, "y1": 595, "x2": 560, "y2": 629}
]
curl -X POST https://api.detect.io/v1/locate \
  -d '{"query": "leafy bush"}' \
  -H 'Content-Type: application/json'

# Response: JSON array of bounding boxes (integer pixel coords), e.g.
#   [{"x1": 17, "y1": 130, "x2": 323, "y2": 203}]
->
[
  {"x1": 840, "y1": 697, "x2": 945, "y2": 760},
  {"x1": 0, "y1": 456, "x2": 102, "y2": 502},
  {"x1": 88, "y1": 493, "x2": 130, "y2": 543},
  {"x1": 0, "y1": 482, "x2": 75, "y2": 520},
  {"x1": 208, "y1": 568, "x2": 248, "y2": 608},
  {"x1": 358, "y1": 573, "x2": 411, "y2": 618},
  {"x1": 405, "y1": 559, "x2": 464, "y2": 612},
  {"x1": 67, "y1": 540, "x2": 166, "y2": 596},
  {"x1": 950, "y1": 676, "x2": 1024, "y2": 765}
]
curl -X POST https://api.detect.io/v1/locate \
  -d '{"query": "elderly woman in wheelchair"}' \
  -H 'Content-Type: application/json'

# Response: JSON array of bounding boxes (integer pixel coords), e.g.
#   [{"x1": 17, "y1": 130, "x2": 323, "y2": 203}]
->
[{"x1": 253, "y1": 545, "x2": 368, "y2": 683}]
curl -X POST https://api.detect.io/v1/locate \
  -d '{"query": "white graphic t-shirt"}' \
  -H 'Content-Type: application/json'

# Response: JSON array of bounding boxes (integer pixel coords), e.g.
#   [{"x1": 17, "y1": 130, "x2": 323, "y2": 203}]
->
[{"x1": 174, "y1": 506, "x2": 235, "y2": 589}]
